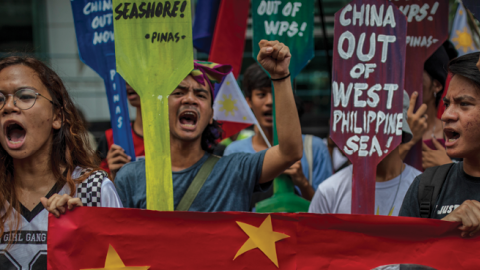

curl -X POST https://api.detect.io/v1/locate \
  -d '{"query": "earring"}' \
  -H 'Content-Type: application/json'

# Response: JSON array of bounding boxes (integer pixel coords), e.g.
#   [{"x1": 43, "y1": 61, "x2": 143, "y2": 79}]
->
[{"x1": 434, "y1": 92, "x2": 437, "y2": 98}]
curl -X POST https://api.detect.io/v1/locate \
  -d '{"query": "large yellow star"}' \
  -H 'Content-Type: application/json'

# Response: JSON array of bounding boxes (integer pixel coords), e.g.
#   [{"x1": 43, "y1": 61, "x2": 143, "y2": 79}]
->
[
  {"x1": 82, "y1": 245, "x2": 150, "y2": 270},
  {"x1": 234, "y1": 215, "x2": 289, "y2": 267}
]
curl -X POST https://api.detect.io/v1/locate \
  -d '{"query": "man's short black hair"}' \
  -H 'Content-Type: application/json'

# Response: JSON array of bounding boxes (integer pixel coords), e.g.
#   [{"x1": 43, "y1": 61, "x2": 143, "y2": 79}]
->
[
  {"x1": 201, "y1": 120, "x2": 223, "y2": 153},
  {"x1": 242, "y1": 63, "x2": 304, "y2": 118},
  {"x1": 449, "y1": 52, "x2": 480, "y2": 90},
  {"x1": 243, "y1": 63, "x2": 271, "y2": 98}
]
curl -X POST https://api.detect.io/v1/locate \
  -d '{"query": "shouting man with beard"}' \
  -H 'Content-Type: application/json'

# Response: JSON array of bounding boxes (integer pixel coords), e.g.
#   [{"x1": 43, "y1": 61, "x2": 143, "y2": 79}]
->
[{"x1": 115, "y1": 40, "x2": 303, "y2": 211}]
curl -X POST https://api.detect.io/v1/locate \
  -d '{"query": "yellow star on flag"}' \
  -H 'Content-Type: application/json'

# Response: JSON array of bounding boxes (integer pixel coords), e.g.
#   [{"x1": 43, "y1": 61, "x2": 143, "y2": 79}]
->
[
  {"x1": 82, "y1": 245, "x2": 150, "y2": 270},
  {"x1": 234, "y1": 215, "x2": 289, "y2": 267}
]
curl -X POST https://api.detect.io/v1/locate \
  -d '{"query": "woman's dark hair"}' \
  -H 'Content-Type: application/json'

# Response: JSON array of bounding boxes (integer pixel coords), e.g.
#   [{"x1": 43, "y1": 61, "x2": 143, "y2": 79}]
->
[
  {"x1": 0, "y1": 56, "x2": 100, "y2": 246},
  {"x1": 76, "y1": 106, "x2": 90, "y2": 130},
  {"x1": 424, "y1": 44, "x2": 450, "y2": 108},
  {"x1": 448, "y1": 52, "x2": 480, "y2": 90},
  {"x1": 242, "y1": 63, "x2": 271, "y2": 98}
]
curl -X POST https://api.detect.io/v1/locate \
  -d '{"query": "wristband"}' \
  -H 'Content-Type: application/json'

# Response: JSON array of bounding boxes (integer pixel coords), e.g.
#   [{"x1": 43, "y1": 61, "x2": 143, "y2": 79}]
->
[{"x1": 271, "y1": 73, "x2": 291, "y2": 81}]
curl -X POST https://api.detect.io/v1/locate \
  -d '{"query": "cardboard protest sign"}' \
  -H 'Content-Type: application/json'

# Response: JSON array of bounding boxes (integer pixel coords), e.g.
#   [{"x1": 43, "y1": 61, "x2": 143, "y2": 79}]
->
[
  {"x1": 331, "y1": 0, "x2": 407, "y2": 214},
  {"x1": 392, "y1": 0, "x2": 449, "y2": 171},
  {"x1": 252, "y1": 0, "x2": 315, "y2": 79},
  {"x1": 251, "y1": 0, "x2": 314, "y2": 212},
  {"x1": 70, "y1": 0, "x2": 135, "y2": 160},
  {"x1": 112, "y1": 0, "x2": 193, "y2": 211},
  {"x1": 49, "y1": 207, "x2": 480, "y2": 269}
]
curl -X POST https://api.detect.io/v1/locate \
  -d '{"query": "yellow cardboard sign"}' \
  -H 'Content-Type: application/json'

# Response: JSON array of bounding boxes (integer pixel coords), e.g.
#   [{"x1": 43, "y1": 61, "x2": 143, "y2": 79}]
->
[{"x1": 113, "y1": 0, "x2": 193, "y2": 211}]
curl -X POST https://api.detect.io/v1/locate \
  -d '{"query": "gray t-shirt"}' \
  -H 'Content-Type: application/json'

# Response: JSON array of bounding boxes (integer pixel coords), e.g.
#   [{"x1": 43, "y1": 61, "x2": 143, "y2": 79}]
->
[
  {"x1": 309, "y1": 164, "x2": 421, "y2": 216},
  {"x1": 115, "y1": 151, "x2": 268, "y2": 212},
  {"x1": 399, "y1": 162, "x2": 480, "y2": 219}
]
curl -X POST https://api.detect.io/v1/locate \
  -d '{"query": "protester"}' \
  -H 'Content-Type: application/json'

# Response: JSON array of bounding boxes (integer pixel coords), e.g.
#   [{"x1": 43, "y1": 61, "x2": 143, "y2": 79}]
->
[
  {"x1": 400, "y1": 43, "x2": 457, "y2": 169},
  {"x1": 400, "y1": 52, "x2": 480, "y2": 238},
  {"x1": 223, "y1": 63, "x2": 332, "y2": 201},
  {"x1": 309, "y1": 91, "x2": 421, "y2": 216},
  {"x1": 115, "y1": 40, "x2": 303, "y2": 211},
  {"x1": 97, "y1": 83, "x2": 145, "y2": 179},
  {"x1": 0, "y1": 56, "x2": 122, "y2": 268}
]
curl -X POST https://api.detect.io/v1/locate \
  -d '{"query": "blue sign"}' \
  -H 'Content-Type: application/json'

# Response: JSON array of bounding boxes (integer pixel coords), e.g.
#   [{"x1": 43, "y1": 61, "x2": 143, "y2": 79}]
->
[{"x1": 71, "y1": 0, "x2": 135, "y2": 160}]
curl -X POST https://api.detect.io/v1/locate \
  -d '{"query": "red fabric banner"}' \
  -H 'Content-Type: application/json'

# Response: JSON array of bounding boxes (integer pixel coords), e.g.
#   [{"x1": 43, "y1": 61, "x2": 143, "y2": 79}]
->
[
  {"x1": 219, "y1": 120, "x2": 252, "y2": 139},
  {"x1": 208, "y1": 0, "x2": 250, "y2": 78},
  {"x1": 48, "y1": 208, "x2": 480, "y2": 269}
]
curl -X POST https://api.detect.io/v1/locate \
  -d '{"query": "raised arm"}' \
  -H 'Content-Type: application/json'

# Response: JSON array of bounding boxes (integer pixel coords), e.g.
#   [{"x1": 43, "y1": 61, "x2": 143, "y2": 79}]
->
[{"x1": 256, "y1": 40, "x2": 303, "y2": 184}]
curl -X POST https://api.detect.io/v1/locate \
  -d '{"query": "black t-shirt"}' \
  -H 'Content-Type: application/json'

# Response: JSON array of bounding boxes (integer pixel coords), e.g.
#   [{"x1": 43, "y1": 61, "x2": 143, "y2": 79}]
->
[{"x1": 399, "y1": 162, "x2": 480, "y2": 219}]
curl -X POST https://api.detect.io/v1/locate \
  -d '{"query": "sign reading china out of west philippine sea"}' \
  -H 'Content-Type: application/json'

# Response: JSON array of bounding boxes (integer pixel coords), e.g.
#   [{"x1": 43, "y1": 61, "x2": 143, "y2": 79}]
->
[
  {"x1": 330, "y1": 0, "x2": 407, "y2": 214},
  {"x1": 70, "y1": 0, "x2": 135, "y2": 161},
  {"x1": 113, "y1": 0, "x2": 193, "y2": 211}
]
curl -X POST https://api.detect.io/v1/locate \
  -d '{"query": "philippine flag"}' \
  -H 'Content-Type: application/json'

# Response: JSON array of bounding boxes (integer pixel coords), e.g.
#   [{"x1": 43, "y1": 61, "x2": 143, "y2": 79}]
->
[
  {"x1": 213, "y1": 72, "x2": 258, "y2": 139},
  {"x1": 450, "y1": 3, "x2": 479, "y2": 56}
]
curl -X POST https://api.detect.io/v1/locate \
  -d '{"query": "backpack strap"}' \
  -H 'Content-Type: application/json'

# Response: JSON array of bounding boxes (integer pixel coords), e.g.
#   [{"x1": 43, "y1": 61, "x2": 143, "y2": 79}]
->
[
  {"x1": 303, "y1": 134, "x2": 314, "y2": 185},
  {"x1": 176, "y1": 155, "x2": 220, "y2": 211},
  {"x1": 76, "y1": 169, "x2": 108, "y2": 207},
  {"x1": 418, "y1": 163, "x2": 454, "y2": 218}
]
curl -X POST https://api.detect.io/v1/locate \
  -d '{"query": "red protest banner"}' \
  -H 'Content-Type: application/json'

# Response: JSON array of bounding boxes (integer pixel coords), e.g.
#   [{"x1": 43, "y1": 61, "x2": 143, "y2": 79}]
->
[
  {"x1": 392, "y1": 0, "x2": 449, "y2": 171},
  {"x1": 47, "y1": 207, "x2": 480, "y2": 269},
  {"x1": 330, "y1": 0, "x2": 407, "y2": 214}
]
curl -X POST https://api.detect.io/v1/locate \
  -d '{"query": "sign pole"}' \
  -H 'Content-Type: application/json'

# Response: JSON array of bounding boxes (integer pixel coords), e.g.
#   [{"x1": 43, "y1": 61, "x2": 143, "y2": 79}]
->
[
  {"x1": 331, "y1": 0, "x2": 407, "y2": 214},
  {"x1": 113, "y1": 0, "x2": 194, "y2": 211},
  {"x1": 252, "y1": 0, "x2": 315, "y2": 212}
]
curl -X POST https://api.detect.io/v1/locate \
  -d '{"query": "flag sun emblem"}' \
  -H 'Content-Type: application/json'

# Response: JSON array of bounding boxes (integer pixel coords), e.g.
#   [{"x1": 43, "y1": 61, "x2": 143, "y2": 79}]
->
[{"x1": 218, "y1": 94, "x2": 239, "y2": 116}]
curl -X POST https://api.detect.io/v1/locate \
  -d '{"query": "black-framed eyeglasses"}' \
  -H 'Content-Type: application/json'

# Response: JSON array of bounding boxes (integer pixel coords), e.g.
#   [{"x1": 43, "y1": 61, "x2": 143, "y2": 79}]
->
[{"x1": 0, "y1": 89, "x2": 54, "y2": 110}]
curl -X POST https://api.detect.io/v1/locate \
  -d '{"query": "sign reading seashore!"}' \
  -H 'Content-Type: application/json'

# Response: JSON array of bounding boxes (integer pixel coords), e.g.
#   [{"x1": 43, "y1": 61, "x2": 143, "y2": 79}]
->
[
  {"x1": 331, "y1": 0, "x2": 407, "y2": 214},
  {"x1": 113, "y1": 0, "x2": 193, "y2": 211}
]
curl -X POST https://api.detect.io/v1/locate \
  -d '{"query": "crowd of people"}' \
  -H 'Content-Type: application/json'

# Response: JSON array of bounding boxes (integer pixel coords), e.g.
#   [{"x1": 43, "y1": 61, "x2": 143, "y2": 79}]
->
[{"x1": 1, "y1": 37, "x2": 480, "y2": 267}]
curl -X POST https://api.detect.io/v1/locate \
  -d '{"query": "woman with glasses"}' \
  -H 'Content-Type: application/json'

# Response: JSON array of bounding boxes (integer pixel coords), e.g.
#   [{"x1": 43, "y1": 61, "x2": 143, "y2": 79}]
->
[{"x1": 0, "y1": 56, "x2": 122, "y2": 269}]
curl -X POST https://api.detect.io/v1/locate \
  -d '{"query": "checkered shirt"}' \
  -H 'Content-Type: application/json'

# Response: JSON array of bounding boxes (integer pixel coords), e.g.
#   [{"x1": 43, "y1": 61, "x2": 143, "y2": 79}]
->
[{"x1": 76, "y1": 169, "x2": 107, "y2": 207}]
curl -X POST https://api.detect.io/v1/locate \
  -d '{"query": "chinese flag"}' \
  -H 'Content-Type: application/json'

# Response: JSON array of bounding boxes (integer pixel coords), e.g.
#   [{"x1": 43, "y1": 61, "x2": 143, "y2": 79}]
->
[{"x1": 48, "y1": 208, "x2": 480, "y2": 269}]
